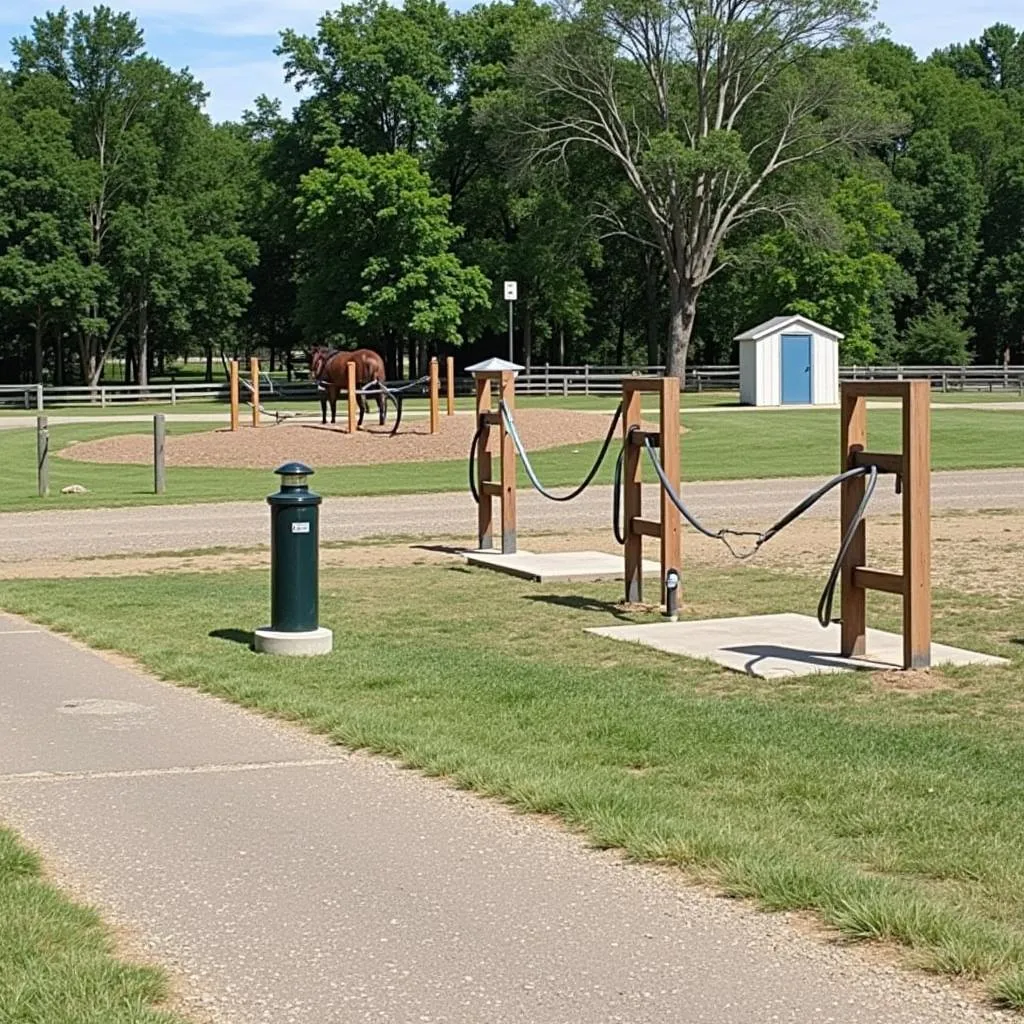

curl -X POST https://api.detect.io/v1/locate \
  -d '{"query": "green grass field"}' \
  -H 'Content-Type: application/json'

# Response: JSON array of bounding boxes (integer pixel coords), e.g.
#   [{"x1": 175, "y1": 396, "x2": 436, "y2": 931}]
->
[
  {"x1": 0, "y1": 828, "x2": 185, "y2": 1023},
  {"x1": 2, "y1": 561, "x2": 1022, "y2": 1006},
  {"x1": 0, "y1": 405, "x2": 1020, "y2": 513}
]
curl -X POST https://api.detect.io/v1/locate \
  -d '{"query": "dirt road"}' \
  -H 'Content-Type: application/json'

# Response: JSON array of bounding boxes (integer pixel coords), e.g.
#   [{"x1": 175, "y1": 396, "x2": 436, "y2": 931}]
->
[{"x1": 1, "y1": 468, "x2": 1021, "y2": 563}]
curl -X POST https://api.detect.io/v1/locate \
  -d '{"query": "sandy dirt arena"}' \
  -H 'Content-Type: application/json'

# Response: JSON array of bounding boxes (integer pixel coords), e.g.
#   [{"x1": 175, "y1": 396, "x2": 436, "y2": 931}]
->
[{"x1": 59, "y1": 408, "x2": 630, "y2": 469}]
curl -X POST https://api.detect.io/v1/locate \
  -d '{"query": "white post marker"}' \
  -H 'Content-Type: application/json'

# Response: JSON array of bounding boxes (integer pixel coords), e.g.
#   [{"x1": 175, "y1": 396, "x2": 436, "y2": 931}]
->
[{"x1": 504, "y1": 280, "x2": 517, "y2": 363}]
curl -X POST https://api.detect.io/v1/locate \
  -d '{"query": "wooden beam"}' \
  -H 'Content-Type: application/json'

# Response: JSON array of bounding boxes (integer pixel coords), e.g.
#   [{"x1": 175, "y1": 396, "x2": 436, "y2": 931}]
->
[
  {"x1": 622, "y1": 384, "x2": 643, "y2": 603},
  {"x1": 659, "y1": 376, "x2": 681, "y2": 608},
  {"x1": 622, "y1": 377, "x2": 670, "y2": 393},
  {"x1": 446, "y1": 355, "x2": 455, "y2": 417},
  {"x1": 903, "y1": 380, "x2": 932, "y2": 668},
  {"x1": 628, "y1": 430, "x2": 661, "y2": 447},
  {"x1": 429, "y1": 357, "x2": 439, "y2": 435},
  {"x1": 481, "y1": 411, "x2": 502, "y2": 426},
  {"x1": 500, "y1": 370, "x2": 517, "y2": 554},
  {"x1": 347, "y1": 360, "x2": 357, "y2": 435},
  {"x1": 851, "y1": 451, "x2": 903, "y2": 475},
  {"x1": 229, "y1": 359, "x2": 239, "y2": 432},
  {"x1": 852, "y1": 567, "x2": 904, "y2": 595},
  {"x1": 839, "y1": 387, "x2": 867, "y2": 656},
  {"x1": 475, "y1": 376, "x2": 493, "y2": 550},
  {"x1": 479, "y1": 482, "x2": 502, "y2": 499},
  {"x1": 840, "y1": 381, "x2": 918, "y2": 398},
  {"x1": 630, "y1": 517, "x2": 662, "y2": 538},
  {"x1": 250, "y1": 357, "x2": 260, "y2": 427}
]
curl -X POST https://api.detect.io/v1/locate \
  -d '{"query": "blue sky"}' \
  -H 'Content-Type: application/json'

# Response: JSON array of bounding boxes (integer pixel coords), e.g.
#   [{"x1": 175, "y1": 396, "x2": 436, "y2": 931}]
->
[{"x1": 1, "y1": 0, "x2": 1022, "y2": 124}]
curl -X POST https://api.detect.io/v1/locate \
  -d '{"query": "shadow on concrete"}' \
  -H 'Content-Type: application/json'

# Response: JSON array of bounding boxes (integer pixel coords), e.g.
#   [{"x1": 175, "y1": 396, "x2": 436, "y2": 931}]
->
[
  {"x1": 523, "y1": 594, "x2": 635, "y2": 622},
  {"x1": 724, "y1": 643, "x2": 880, "y2": 677},
  {"x1": 209, "y1": 628, "x2": 255, "y2": 648}
]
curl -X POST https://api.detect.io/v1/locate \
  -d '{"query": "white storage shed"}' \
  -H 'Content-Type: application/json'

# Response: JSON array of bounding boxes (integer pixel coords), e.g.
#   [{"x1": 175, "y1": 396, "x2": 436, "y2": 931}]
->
[{"x1": 735, "y1": 315, "x2": 842, "y2": 407}]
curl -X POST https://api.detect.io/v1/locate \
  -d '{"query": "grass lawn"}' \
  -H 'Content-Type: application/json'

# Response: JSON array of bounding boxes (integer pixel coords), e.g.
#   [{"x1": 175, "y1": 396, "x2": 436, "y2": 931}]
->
[
  {"x1": 1, "y1": 561, "x2": 1022, "y2": 1006},
  {"x1": 0, "y1": 406, "x2": 1020, "y2": 513},
  {"x1": 0, "y1": 828, "x2": 185, "y2": 1022}
]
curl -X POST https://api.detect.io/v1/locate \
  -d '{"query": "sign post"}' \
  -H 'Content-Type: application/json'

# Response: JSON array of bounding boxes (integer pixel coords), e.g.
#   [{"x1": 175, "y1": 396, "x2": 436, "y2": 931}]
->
[{"x1": 504, "y1": 281, "x2": 517, "y2": 363}]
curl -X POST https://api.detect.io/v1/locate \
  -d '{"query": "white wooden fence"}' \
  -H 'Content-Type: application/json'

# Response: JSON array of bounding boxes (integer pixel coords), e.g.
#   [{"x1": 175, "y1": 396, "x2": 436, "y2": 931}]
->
[{"x1": 1, "y1": 363, "x2": 1022, "y2": 409}]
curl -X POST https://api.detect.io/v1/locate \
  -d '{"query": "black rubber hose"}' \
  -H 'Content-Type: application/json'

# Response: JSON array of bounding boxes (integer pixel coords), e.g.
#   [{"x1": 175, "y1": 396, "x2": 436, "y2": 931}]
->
[
  {"x1": 468, "y1": 415, "x2": 486, "y2": 504},
  {"x1": 815, "y1": 465, "x2": 878, "y2": 626},
  {"x1": 500, "y1": 401, "x2": 622, "y2": 502},
  {"x1": 612, "y1": 446, "x2": 626, "y2": 545}
]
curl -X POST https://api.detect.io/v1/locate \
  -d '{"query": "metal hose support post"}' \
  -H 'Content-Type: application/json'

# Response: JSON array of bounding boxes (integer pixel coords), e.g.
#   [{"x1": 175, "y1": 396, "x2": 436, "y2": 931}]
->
[{"x1": 499, "y1": 400, "x2": 622, "y2": 503}]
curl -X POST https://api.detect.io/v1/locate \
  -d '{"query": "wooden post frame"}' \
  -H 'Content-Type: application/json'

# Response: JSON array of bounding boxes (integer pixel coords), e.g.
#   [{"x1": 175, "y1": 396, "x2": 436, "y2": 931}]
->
[
  {"x1": 621, "y1": 377, "x2": 682, "y2": 607},
  {"x1": 446, "y1": 356, "x2": 455, "y2": 416},
  {"x1": 250, "y1": 357, "x2": 260, "y2": 427},
  {"x1": 229, "y1": 359, "x2": 239, "y2": 432},
  {"x1": 840, "y1": 380, "x2": 931, "y2": 670},
  {"x1": 472, "y1": 368, "x2": 518, "y2": 553},
  {"x1": 429, "y1": 357, "x2": 440, "y2": 434},
  {"x1": 346, "y1": 360, "x2": 357, "y2": 435}
]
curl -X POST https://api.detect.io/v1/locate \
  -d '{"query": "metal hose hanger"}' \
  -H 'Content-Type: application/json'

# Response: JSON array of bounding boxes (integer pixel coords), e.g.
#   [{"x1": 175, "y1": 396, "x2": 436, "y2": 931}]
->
[
  {"x1": 634, "y1": 427, "x2": 879, "y2": 627},
  {"x1": 498, "y1": 400, "x2": 623, "y2": 503}
]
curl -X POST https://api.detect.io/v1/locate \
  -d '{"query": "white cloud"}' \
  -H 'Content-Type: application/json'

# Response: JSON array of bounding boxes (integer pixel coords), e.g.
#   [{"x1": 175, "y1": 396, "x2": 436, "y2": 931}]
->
[{"x1": 191, "y1": 58, "x2": 304, "y2": 122}]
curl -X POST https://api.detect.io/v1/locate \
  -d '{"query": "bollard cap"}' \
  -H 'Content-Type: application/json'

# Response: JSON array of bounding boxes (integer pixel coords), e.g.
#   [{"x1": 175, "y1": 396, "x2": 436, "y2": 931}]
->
[{"x1": 274, "y1": 461, "x2": 314, "y2": 488}]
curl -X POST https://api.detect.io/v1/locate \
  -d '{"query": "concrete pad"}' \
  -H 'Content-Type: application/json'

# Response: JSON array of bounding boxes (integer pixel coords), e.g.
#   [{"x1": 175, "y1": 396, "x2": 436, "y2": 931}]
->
[
  {"x1": 254, "y1": 625, "x2": 333, "y2": 656},
  {"x1": 463, "y1": 548, "x2": 660, "y2": 583},
  {"x1": 587, "y1": 613, "x2": 1009, "y2": 679}
]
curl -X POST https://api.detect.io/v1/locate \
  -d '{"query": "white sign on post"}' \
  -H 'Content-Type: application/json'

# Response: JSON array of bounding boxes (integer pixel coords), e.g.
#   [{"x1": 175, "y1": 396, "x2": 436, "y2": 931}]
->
[{"x1": 503, "y1": 281, "x2": 518, "y2": 302}]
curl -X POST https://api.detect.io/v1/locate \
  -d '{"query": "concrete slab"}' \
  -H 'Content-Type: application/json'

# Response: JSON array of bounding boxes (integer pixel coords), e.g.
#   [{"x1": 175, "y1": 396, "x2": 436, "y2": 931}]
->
[
  {"x1": 254, "y1": 625, "x2": 333, "y2": 656},
  {"x1": 587, "y1": 613, "x2": 1009, "y2": 679},
  {"x1": 463, "y1": 548, "x2": 660, "y2": 583}
]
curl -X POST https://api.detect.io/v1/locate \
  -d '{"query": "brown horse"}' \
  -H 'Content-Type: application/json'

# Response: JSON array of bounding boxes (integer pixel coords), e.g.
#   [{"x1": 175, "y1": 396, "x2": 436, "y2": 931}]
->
[{"x1": 309, "y1": 346, "x2": 394, "y2": 429}]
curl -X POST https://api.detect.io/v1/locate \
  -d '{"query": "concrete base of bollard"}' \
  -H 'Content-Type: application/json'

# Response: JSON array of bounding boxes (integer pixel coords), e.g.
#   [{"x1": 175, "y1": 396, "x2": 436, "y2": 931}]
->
[{"x1": 254, "y1": 626, "x2": 333, "y2": 656}]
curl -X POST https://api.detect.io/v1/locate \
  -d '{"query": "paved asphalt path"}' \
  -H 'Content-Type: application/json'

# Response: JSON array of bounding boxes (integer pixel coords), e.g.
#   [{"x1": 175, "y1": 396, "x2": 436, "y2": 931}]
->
[
  {"x1": 1, "y1": 468, "x2": 1022, "y2": 562},
  {"x1": 0, "y1": 614, "x2": 1009, "y2": 1024}
]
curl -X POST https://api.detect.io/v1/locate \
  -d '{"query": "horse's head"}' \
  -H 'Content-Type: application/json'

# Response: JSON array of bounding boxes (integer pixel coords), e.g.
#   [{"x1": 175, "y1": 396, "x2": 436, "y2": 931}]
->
[{"x1": 308, "y1": 346, "x2": 328, "y2": 381}]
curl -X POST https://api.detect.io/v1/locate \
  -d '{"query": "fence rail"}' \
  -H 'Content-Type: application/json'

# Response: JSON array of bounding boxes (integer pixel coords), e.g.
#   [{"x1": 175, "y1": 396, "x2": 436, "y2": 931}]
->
[{"x1": 1, "y1": 363, "x2": 1022, "y2": 409}]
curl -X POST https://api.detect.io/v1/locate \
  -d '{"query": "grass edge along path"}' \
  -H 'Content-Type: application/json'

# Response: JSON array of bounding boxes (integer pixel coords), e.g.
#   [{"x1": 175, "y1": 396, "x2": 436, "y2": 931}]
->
[
  {"x1": 1, "y1": 565, "x2": 1023, "y2": 1011},
  {"x1": 0, "y1": 826, "x2": 188, "y2": 1023},
  {"x1": 1, "y1": 406, "x2": 1023, "y2": 513}
]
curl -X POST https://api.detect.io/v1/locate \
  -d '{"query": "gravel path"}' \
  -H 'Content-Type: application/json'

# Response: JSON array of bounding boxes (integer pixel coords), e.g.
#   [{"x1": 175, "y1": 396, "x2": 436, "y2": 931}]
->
[
  {"x1": 1, "y1": 468, "x2": 1022, "y2": 562},
  {"x1": 0, "y1": 614, "x2": 1012, "y2": 1024}
]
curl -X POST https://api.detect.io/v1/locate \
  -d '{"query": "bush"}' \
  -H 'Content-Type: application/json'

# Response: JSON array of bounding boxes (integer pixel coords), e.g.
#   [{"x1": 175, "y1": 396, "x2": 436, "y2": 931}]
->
[{"x1": 901, "y1": 307, "x2": 973, "y2": 365}]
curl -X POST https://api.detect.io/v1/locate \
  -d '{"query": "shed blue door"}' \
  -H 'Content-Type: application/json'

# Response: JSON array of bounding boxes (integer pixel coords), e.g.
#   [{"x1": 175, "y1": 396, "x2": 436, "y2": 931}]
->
[{"x1": 780, "y1": 334, "x2": 812, "y2": 404}]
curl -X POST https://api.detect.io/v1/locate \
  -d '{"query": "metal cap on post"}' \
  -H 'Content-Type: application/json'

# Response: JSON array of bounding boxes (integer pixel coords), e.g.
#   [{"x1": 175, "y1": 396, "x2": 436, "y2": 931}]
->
[{"x1": 254, "y1": 462, "x2": 333, "y2": 656}]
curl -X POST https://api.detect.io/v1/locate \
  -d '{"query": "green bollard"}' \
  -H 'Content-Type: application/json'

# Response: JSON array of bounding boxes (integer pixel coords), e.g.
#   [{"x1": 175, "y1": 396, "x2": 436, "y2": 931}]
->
[{"x1": 254, "y1": 462, "x2": 333, "y2": 656}]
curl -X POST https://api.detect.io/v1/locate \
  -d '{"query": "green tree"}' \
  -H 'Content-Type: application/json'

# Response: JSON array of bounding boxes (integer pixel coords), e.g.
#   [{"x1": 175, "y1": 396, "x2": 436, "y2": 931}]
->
[
  {"x1": 901, "y1": 306, "x2": 973, "y2": 364},
  {"x1": 506, "y1": 0, "x2": 900, "y2": 379},
  {"x1": 294, "y1": 148, "x2": 490, "y2": 349}
]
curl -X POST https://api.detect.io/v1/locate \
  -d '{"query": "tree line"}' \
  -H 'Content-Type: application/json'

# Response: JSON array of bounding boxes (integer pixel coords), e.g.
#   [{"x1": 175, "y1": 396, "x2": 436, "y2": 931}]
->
[{"x1": 2, "y1": 1, "x2": 1024, "y2": 386}]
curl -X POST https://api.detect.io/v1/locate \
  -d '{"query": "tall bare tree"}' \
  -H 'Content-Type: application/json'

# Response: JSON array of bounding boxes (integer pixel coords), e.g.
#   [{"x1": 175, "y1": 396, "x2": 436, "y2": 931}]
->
[{"x1": 508, "y1": 0, "x2": 900, "y2": 377}]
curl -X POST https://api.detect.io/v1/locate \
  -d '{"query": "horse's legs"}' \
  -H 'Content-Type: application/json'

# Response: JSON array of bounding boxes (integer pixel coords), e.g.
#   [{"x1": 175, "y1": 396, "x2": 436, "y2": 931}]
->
[
  {"x1": 319, "y1": 393, "x2": 327, "y2": 425},
  {"x1": 328, "y1": 386, "x2": 339, "y2": 424},
  {"x1": 357, "y1": 394, "x2": 367, "y2": 429}
]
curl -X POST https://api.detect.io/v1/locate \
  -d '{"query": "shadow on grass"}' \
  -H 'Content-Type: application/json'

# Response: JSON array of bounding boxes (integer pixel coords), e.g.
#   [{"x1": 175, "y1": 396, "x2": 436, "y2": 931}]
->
[
  {"x1": 209, "y1": 628, "x2": 255, "y2": 648},
  {"x1": 523, "y1": 593, "x2": 636, "y2": 622}
]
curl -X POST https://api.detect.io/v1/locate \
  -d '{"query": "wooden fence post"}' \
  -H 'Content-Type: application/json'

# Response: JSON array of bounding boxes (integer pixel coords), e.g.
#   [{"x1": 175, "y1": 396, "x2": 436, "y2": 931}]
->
[
  {"x1": 154, "y1": 414, "x2": 166, "y2": 495},
  {"x1": 446, "y1": 356, "x2": 455, "y2": 416},
  {"x1": 37, "y1": 416, "x2": 49, "y2": 497},
  {"x1": 229, "y1": 360, "x2": 239, "y2": 431},
  {"x1": 347, "y1": 359, "x2": 357, "y2": 434},
  {"x1": 429, "y1": 357, "x2": 439, "y2": 434},
  {"x1": 499, "y1": 370, "x2": 517, "y2": 554},
  {"x1": 250, "y1": 357, "x2": 260, "y2": 427}
]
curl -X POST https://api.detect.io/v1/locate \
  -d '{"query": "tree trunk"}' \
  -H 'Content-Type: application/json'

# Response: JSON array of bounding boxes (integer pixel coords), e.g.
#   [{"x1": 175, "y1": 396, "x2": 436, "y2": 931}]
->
[
  {"x1": 523, "y1": 305, "x2": 533, "y2": 371},
  {"x1": 33, "y1": 321, "x2": 44, "y2": 383},
  {"x1": 205, "y1": 344, "x2": 214, "y2": 383},
  {"x1": 645, "y1": 257, "x2": 660, "y2": 367},
  {"x1": 55, "y1": 333, "x2": 64, "y2": 386},
  {"x1": 559, "y1": 325, "x2": 565, "y2": 364},
  {"x1": 665, "y1": 278, "x2": 699, "y2": 384},
  {"x1": 616, "y1": 309, "x2": 625, "y2": 366},
  {"x1": 138, "y1": 290, "x2": 149, "y2": 389}
]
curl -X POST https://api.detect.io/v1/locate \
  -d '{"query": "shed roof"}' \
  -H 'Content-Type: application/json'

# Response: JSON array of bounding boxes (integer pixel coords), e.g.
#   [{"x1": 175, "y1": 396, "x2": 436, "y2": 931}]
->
[{"x1": 734, "y1": 314, "x2": 844, "y2": 342}]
